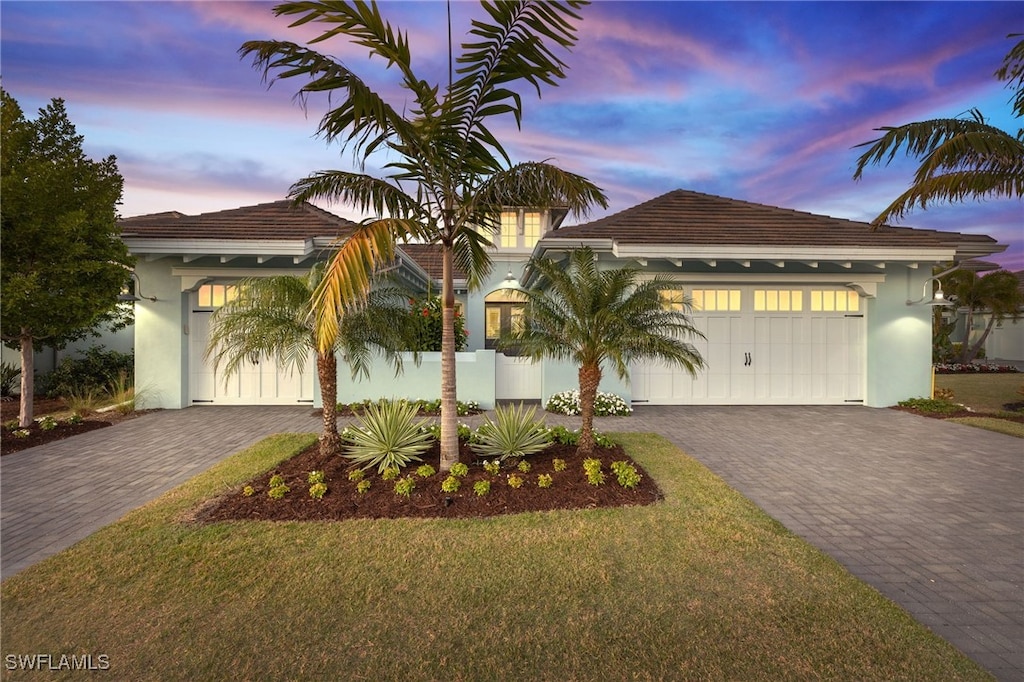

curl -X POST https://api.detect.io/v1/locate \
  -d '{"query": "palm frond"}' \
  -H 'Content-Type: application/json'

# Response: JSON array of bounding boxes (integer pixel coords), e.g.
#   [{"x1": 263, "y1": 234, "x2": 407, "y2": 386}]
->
[
  {"x1": 311, "y1": 221, "x2": 398, "y2": 353},
  {"x1": 474, "y1": 161, "x2": 608, "y2": 219},
  {"x1": 994, "y1": 34, "x2": 1024, "y2": 119},
  {"x1": 853, "y1": 112, "x2": 1024, "y2": 225}
]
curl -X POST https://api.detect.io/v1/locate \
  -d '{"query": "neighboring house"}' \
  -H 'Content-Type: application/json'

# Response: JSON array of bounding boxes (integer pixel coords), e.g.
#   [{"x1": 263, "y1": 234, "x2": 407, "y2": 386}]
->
[{"x1": 119, "y1": 190, "x2": 1005, "y2": 411}]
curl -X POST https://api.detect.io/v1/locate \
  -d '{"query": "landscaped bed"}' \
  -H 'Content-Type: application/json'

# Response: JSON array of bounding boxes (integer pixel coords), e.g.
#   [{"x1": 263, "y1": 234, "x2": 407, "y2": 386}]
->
[
  {"x1": 196, "y1": 439, "x2": 661, "y2": 523},
  {"x1": 0, "y1": 432, "x2": 990, "y2": 681}
]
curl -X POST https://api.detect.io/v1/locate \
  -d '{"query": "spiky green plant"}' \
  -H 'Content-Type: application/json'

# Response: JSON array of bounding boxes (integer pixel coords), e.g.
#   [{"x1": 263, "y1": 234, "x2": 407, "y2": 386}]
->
[
  {"x1": 470, "y1": 402, "x2": 549, "y2": 461},
  {"x1": 343, "y1": 399, "x2": 433, "y2": 474}
]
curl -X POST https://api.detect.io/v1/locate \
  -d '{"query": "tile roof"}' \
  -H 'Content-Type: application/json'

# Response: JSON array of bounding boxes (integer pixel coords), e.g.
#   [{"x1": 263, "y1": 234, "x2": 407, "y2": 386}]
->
[
  {"x1": 119, "y1": 200, "x2": 355, "y2": 241},
  {"x1": 547, "y1": 189, "x2": 1002, "y2": 253},
  {"x1": 397, "y1": 243, "x2": 467, "y2": 280}
]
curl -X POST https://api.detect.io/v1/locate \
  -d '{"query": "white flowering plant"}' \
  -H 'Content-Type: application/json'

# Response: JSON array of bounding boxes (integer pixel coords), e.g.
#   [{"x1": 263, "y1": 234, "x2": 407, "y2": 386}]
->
[{"x1": 544, "y1": 389, "x2": 632, "y2": 416}]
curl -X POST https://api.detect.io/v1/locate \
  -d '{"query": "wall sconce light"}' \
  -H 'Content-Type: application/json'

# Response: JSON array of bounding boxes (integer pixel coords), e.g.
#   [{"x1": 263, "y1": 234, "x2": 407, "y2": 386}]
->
[
  {"x1": 118, "y1": 271, "x2": 157, "y2": 302},
  {"x1": 906, "y1": 264, "x2": 958, "y2": 307}
]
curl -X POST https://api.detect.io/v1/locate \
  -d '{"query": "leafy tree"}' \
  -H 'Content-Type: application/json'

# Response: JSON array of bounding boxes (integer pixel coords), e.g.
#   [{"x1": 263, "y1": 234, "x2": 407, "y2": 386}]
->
[
  {"x1": 1, "y1": 89, "x2": 133, "y2": 427},
  {"x1": 941, "y1": 269, "x2": 1023, "y2": 363},
  {"x1": 205, "y1": 265, "x2": 412, "y2": 460},
  {"x1": 505, "y1": 247, "x2": 705, "y2": 455},
  {"x1": 240, "y1": 0, "x2": 607, "y2": 470},
  {"x1": 853, "y1": 34, "x2": 1024, "y2": 224}
]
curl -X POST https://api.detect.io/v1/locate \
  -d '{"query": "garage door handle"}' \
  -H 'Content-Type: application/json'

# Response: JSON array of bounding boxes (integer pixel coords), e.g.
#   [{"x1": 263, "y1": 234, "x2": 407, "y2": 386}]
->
[{"x1": 744, "y1": 352, "x2": 751, "y2": 366}]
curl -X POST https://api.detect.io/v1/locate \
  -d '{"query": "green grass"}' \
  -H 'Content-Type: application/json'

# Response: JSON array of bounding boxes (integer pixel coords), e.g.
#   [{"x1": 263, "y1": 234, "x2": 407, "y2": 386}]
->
[
  {"x1": 935, "y1": 373, "x2": 1023, "y2": 413},
  {"x1": 947, "y1": 417, "x2": 1024, "y2": 438},
  {"x1": 0, "y1": 433, "x2": 991, "y2": 681}
]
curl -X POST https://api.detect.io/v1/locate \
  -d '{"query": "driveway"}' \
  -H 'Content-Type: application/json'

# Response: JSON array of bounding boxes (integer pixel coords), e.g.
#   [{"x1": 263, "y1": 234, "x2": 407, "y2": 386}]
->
[{"x1": 1, "y1": 404, "x2": 1021, "y2": 680}]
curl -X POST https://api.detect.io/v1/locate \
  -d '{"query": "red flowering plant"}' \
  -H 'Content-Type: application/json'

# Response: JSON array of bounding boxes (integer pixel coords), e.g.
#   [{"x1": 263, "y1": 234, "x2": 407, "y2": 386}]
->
[{"x1": 408, "y1": 295, "x2": 467, "y2": 352}]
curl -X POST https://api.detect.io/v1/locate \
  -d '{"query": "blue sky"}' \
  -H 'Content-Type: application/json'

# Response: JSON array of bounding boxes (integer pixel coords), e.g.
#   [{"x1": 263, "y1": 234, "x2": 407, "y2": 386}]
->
[{"x1": 3, "y1": 1, "x2": 1022, "y2": 269}]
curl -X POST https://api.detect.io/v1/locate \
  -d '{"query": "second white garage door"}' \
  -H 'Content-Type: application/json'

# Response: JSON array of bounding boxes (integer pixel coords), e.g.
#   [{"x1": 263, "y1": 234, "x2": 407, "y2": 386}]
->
[
  {"x1": 189, "y1": 284, "x2": 315, "y2": 405},
  {"x1": 631, "y1": 286, "x2": 864, "y2": 405}
]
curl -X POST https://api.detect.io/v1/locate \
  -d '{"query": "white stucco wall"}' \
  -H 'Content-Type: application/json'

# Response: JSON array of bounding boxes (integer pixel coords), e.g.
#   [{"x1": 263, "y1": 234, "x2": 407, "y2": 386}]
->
[
  {"x1": 132, "y1": 259, "x2": 189, "y2": 409},
  {"x1": 865, "y1": 266, "x2": 934, "y2": 407},
  {"x1": 336, "y1": 350, "x2": 497, "y2": 409}
]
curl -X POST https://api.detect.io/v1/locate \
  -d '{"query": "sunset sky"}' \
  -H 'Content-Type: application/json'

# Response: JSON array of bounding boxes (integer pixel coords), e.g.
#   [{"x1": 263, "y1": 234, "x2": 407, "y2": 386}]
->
[{"x1": 3, "y1": 1, "x2": 1022, "y2": 269}]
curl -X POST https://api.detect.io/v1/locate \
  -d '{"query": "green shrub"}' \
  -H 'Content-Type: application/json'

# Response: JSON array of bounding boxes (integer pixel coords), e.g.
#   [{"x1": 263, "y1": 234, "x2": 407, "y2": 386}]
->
[
  {"x1": 3, "y1": 419, "x2": 20, "y2": 431},
  {"x1": 552, "y1": 458, "x2": 567, "y2": 472},
  {"x1": 450, "y1": 462, "x2": 469, "y2": 478},
  {"x1": 545, "y1": 425, "x2": 615, "y2": 448},
  {"x1": 242, "y1": 486, "x2": 255, "y2": 497},
  {"x1": 407, "y1": 295, "x2": 467, "y2": 352},
  {"x1": 416, "y1": 464, "x2": 437, "y2": 478},
  {"x1": 343, "y1": 399, "x2": 433, "y2": 474},
  {"x1": 517, "y1": 460, "x2": 531, "y2": 473},
  {"x1": 268, "y1": 484, "x2": 289, "y2": 499},
  {"x1": 65, "y1": 413, "x2": 83, "y2": 425},
  {"x1": 37, "y1": 415, "x2": 58, "y2": 431},
  {"x1": 898, "y1": 397, "x2": 962, "y2": 414},
  {"x1": 347, "y1": 469, "x2": 365, "y2": 483},
  {"x1": 40, "y1": 346, "x2": 133, "y2": 398},
  {"x1": 441, "y1": 476, "x2": 461, "y2": 493},
  {"x1": 309, "y1": 483, "x2": 328, "y2": 500},
  {"x1": 0, "y1": 362, "x2": 20, "y2": 398},
  {"x1": 473, "y1": 480, "x2": 491, "y2": 496},
  {"x1": 308, "y1": 470, "x2": 325, "y2": 485},
  {"x1": 610, "y1": 460, "x2": 642, "y2": 489},
  {"x1": 506, "y1": 473, "x2": 524, "y2": 489},
  {"x1": 382, "y1": 466, "x2": 400, "y2": 481},
  {"x1": 65, "y1": 388, "x2": 104, "y2": 416},
  {"x1": 356, "y1": 480, "x2": 371, "y2": 494},
  {"x1": 394, "y1": 477, "x2": 416, "y2": 498},
  {"x1": 537, "y1": 474, "x2": 553, "y2": 488},
  {"x1": 483, "y1": 460, "x2": 501, "y2": 475},
  {"x1": 470, "y1": 402, "x2": 549, "y2": 461},
  {"x1": 583, "y1": 458, "x2": 605, "y2": 486}
]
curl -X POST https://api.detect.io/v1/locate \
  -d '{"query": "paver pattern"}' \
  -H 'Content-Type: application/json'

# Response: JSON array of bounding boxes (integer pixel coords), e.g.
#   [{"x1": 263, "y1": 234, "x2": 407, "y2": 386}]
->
[{"x1": 1, "y1": 404, "x2": 1020, "y2": 680}]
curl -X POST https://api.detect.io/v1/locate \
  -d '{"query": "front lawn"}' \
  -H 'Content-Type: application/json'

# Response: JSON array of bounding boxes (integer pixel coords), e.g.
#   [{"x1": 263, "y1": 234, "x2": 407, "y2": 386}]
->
[
  {"x1": 935, "y1": 373, "x2": 1022, "y2": 413},
  {"x1": 0, "y1": 433, "x2": 989, "y2": 681}
]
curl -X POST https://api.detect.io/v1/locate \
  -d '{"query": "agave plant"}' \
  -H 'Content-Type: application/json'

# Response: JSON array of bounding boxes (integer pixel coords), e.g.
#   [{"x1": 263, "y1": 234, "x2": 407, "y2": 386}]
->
[
  {"x1": 343, "y1": 399, "x2": 433, "y2": 474},
  {"x1": 470, "y1": 402, "x2": 549, "y2": 461}
]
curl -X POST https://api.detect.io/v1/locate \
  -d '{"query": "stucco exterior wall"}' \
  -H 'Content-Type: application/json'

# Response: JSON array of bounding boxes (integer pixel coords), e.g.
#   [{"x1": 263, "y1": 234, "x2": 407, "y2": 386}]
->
[
  {"x1": 865, "y1": 266, "x2": 933, "y2": 407},
  {"x1": 336, "y1": 350, "x2": 497, "y2": 409},
  {"x1": 132, "y1": 259, "x2": 189, "y2": 409}
]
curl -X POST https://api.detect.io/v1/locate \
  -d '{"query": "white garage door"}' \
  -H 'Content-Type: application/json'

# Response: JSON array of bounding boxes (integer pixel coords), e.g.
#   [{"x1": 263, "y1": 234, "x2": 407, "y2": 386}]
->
[
  {"x1": 631, "y1": 286, "x2": 864, "y2": 405},
  {"x1": 189, "y1": 284, "x2": 315, "y2": 405}
]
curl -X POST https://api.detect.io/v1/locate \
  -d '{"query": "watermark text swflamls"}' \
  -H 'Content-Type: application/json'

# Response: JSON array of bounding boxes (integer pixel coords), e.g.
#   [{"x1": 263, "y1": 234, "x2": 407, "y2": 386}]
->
[{"x1": 5, "y1": 653, "x2": 110, "y2": 671}]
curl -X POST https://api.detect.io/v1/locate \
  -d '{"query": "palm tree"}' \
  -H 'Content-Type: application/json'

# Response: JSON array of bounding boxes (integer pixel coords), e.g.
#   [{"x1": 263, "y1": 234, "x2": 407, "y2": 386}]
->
[
  {"x1": 505, "y1": 247, "x2": 705, "y2": 455},
  {"x1": 941, "y1": 269, "x2": 1023, "y2": 363},
  {"x1": 239, "y1": 1, "x2": 606, "y2": 471},
  {"x1": 205, "y1": 265, "x2": 411, "y2": 460},
  {"x1": 853, "y1": 34, "x2": 1024, "y2": 225}
]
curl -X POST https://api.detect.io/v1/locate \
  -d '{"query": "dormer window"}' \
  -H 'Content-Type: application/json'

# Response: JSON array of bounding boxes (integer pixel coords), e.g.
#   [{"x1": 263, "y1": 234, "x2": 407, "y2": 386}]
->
[{"x1": 494, "y1": 209, "x2": 544, "y2": 250}]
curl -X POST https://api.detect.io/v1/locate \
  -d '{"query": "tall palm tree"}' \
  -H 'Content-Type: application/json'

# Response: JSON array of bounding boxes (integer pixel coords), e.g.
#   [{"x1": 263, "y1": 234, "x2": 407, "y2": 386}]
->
[
  {"x1": 941, "y1": 268, "x2": 1023, "y2": 363},
  {"x1": 506, "y1": 247, "x2": 705, "y2": 455},
  {"x1": 853, "y1": 35, "x2": 1024, "y2": 225},
  {"x1": 205, "y1": 265, "x2": 411, "y2": 460},
  {"x1": 239, "y1": 1, "x2": 607, "y2": 471}
]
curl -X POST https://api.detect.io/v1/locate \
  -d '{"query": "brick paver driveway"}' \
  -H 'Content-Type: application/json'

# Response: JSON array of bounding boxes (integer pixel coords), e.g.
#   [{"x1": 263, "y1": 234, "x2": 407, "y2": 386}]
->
[{"x1": 1, "y1": 404, "x2": 1021, "y2": 680}]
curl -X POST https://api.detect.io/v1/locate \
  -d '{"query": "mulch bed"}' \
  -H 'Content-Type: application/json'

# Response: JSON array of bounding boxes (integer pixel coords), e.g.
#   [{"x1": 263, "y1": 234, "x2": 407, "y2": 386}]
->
[
  {"x1": 195, "y1": 440, "x2": 663, "y2": 523},
  {"x1": 1, "y1": 397, "x2": 154, "y2": 456}
]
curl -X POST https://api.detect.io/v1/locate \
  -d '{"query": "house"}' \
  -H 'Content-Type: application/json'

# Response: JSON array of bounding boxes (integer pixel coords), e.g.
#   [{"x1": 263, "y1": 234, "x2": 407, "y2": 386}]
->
[{"x1": 119, "y1": 190, "x2": 1006, "y2": 410}]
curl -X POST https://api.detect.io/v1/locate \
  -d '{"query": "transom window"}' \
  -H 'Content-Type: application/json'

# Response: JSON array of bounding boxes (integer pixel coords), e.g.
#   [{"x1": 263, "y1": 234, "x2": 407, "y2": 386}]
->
[
  {"x1": 196, "y1": 283, "x2": 237, "y2": 308},
  {"x1": 811, "y1": 290, "x2": 859, "y2": 312},
  {"x1": 754, "y1": 290, "x2": 804, "y2": 312},
  {"x1": 691, "y1": 289, "x2": 741, "y2": 311}
]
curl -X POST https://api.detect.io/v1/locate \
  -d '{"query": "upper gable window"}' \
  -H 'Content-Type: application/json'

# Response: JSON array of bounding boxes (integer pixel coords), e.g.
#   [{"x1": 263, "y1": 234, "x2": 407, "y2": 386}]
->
[{"x1": 493, "y1": 209, "x2": 544, "y2": 250}]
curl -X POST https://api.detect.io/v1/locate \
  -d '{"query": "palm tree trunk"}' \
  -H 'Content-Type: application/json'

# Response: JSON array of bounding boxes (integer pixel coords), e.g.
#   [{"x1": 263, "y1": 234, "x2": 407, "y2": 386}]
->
[
  {"x1": 958, "y1": 307, "x2": 977, "y2": 363},
  {"x1": 317, "y1": 350, "x2": 341, "y2": 460},
  {"x1": 438, "y1": 245, "x2": 459, "y2": 471},
  {"x1": 19, "y1": 331, "x2": 34, "y2": 428},
  {"x1": 964, "y1": 315, "x2": 996, "y2": 363},
  {"x1": 577, "y1": 362, "x2": 601, "y2": 456}
]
